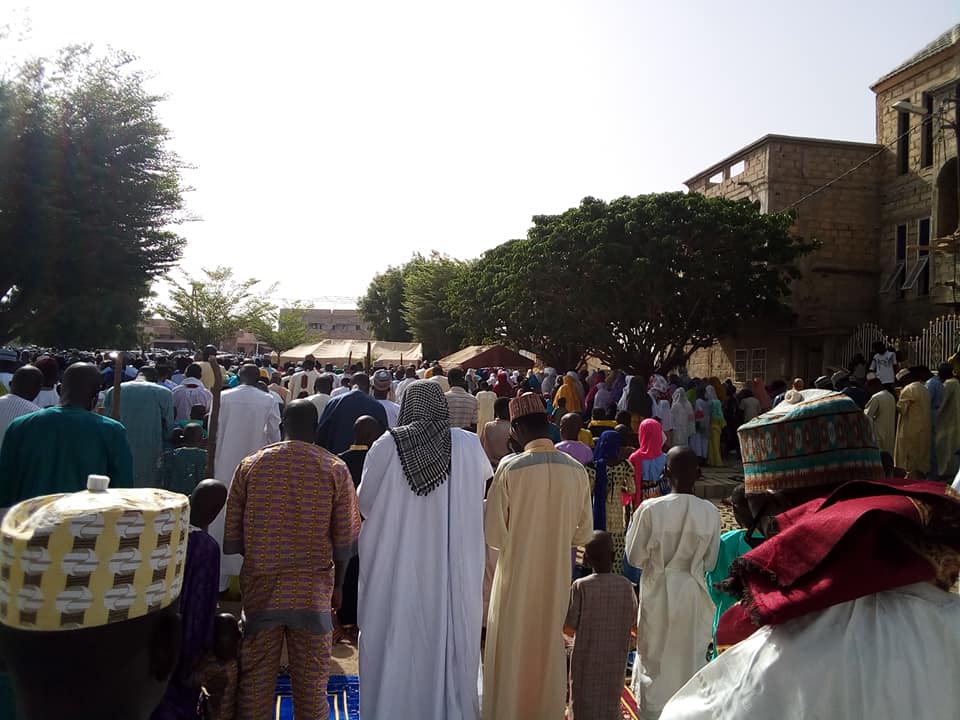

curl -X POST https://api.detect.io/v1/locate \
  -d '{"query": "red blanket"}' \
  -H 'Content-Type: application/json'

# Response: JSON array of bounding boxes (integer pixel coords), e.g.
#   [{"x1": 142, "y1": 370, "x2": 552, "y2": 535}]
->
[{"x1": 724, "y1": 479, "x2": 960, "y2": 628}]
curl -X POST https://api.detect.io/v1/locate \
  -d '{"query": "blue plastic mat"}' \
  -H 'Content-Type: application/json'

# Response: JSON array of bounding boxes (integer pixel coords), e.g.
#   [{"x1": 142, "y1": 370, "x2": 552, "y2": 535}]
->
[{"x1": 274, "y1": 674, "x2": 359, "y2": 719}]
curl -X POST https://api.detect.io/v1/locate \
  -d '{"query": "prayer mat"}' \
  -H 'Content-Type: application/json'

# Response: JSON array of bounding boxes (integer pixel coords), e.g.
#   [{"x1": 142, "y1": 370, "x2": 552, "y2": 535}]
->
[
  {"x1": 274, "y1": 674, "x2": 359, "y2": 720},
  {"x1": 619, "y1": 685, "x2": 640, "y2": 719}
]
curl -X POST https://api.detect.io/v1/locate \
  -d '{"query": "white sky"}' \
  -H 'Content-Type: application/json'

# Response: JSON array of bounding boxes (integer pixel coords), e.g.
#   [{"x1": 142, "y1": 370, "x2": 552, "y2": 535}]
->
[{"x1": 8, "y1": 1, "x2": 960, "y2": 306}]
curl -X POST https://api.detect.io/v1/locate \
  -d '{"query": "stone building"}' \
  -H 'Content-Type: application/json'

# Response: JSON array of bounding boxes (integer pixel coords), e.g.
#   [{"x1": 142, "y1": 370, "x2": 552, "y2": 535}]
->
[
  {"x1": 299, "y1": 308, "x2": 371, "y2": 341},
  {"x1": 685, "y1": 24, "x2": 960, "y2": 383}
]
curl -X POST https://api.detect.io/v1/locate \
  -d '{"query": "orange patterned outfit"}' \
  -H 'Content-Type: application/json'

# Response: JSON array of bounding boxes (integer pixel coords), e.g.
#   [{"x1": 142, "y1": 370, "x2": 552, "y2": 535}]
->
[{"x1": 224, "y1": 440, "x2": 360, "y2": 720}]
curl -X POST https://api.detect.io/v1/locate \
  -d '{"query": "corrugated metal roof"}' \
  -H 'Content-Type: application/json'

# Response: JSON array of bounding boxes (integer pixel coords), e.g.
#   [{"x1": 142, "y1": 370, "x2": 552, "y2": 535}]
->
[{"x1": 872, "y1": 23, "x2": 960, "y2": 88}]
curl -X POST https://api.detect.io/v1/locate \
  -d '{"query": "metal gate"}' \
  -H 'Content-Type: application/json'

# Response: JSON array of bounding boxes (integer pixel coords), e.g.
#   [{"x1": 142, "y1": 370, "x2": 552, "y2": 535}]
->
[{"x1": 840, "y1": 316, "x2": 960, "y2": 370}]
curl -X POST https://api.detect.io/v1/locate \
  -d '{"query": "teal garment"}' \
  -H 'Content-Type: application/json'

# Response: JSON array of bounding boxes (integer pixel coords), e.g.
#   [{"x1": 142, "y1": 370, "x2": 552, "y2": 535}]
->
[
  {"x1": 103, "y1": 382, "x2": 175, "y2": 488},
  {"x1": 157, "y1": 447, "x2": 208, "y2": 495},
  {"x1": 0, "y1": 406, "x2": 134, "y2": 507},
  {"x1": 705, "y1": 528, "x2": 762, "y2": 659}
]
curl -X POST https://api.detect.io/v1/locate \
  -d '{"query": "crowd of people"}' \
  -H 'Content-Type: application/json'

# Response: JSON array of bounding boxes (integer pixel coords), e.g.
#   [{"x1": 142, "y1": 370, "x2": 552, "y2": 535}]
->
[{"x1": 0, "y1": 342, "x2": 958, "y2": 720}]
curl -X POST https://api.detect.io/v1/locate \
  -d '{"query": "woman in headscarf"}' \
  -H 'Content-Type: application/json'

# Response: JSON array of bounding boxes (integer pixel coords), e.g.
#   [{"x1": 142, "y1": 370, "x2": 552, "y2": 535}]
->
[
  {"x1": 357, "y1": 380, "x2": 492, "y2": 719},
  {"x1": 526, "y1": 370, "x2": 541, "y2": 393},
  {"x1": 571, "y1": 371, "x2": 587, "y2": 410},
  {"x1": 692, "y1": 386, "x2": 710, "y2": 460},
  {"x1": 584, "y1": 430, "x2": 635, "y2": 573},
  {"x1": 541, "y1": 367, "x2": 558, "y2": 398},
  {"x1": 670, "y1": 387, "x2": 695, "y2": 448},
  {"x1": 554, "y1": 373, "x2": 583, "y2": 413},
  {"x1": 492, "y1": 371, "x2": 513, "y2": 399},
  {"x1": 648, "y1": 374, "x2": 674, "y2": 447},
  {"x1": 619, "y1": 375, "x2": 653, "y2": 432},
  {"x1": 628, "y1": 419, "x2": 670, "y2": 508},
  {"x1": 705, "y1": 385, "x2": 726, "y2": 467},
  {"x1": 609, "y1": 370, "x2": 627, "y2": 407},
  {"x1": 752, "y1": 377, "x2": 772, "y2": 412}
]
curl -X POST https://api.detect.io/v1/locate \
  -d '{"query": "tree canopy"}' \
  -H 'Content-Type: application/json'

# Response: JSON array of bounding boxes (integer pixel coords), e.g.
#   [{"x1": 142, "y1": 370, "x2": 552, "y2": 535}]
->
[
  {"x1": 0, "y1": 45, "x2": 187, "y2": 346},
  {"x1": 357, "y1": 265, "x2": 410, "y2": 342},
  {"x1": 449, "y1": 193, "x2": 814, "y2": 375},
  {"x1": 156, "y1": 266, "x2": 276, "y2": 349},
  {"x1": 358, "y1": 253, "x2": 465, "y2": 359}
]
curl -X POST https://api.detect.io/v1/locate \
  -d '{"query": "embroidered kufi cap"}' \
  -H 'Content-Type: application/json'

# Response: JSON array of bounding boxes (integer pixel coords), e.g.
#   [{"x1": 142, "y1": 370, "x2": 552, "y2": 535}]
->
[
  {"x1": 509, "y1": 392, "x2": 548, "y2": 422},
  {"x1": 738, "y1": 391, "x2": 884, "y2": 494},
  {"x1": 0, "y1": 475, "x2": 189, "y2": 631}
]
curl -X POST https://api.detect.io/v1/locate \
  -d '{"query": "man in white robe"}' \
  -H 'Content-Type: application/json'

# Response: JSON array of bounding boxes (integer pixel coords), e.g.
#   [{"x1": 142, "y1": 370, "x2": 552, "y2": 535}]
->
[
  {"x1": 358, "y1": 380, "x2": 491, "y2": 720},
  {"x1": 662, "y1": 391, "x2": 960, "y2": 720},
  {"x1": 625, "y1": 447, "x2": 720, "y2": 719},
  {"x1": 209, "y1": 364, "x2": 281, "y2": 590},
  {"x1": 483, "y1": 393, "x2": 593, "y2": 720}
]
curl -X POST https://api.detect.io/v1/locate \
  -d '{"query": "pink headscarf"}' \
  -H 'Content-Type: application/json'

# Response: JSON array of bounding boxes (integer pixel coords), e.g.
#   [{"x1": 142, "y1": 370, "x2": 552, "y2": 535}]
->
[{"x1": 630, "y1": 418, "x2": 664, "y2": 462}]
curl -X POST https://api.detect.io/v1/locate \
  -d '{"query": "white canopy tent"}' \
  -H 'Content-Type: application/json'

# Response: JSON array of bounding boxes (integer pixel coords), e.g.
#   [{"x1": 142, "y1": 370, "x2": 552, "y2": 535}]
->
[{"x1": 278, "y1": 339, "x2": 423, "y2": 367}]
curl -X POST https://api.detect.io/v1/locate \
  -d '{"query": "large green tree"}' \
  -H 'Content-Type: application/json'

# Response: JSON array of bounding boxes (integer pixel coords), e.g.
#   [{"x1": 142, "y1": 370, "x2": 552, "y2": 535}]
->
[
  {"x1": 453, "y1": 193, "x2": 814, "y2": 375},
  {"x1": 357, "y1": 265, "x2": 410, "y2": 341},
  {"x1": 0, "y1": 45, "x2": 186, "y2": 346},
  {"x1": 358, "y1": 253, "x2": 465, "y2": 359},
  {"x1": 401, "y1": 253, "x2": 466, "y2": 359},
  {"x1": 157, "y1": 266, "x2": 276, "y2": 349},
  {"x1": 248, "y1": 303, "x2": 320, "y2": 356},
  {"x1": 450, "y1": 237, "x2": 592, "y2": 370}
]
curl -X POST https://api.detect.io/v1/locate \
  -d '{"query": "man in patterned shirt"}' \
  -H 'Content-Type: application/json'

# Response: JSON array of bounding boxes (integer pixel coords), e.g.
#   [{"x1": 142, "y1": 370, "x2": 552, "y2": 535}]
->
[{"x1": 224, "y1": 399, "x2": 360, "y2": 720}]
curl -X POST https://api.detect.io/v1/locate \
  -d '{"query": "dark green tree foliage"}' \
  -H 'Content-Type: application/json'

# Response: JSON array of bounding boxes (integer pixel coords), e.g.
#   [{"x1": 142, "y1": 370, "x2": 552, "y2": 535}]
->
[
  {"x1": 453, "y1": 193, "x2": 814, "y2": 375},
  {"x1": 358, "y1": 253, "x2": 466, "y2": 359},
  {"x1": 357, "y1": 265, "x2": 410, "y2": 341},
  {"x1": 402, "y1": 252, "x2": 466, "y2": 360},
  {"x1": 450, "y1": 238, "x2": 590, "y2": 370},
  {"x1": 157, "y1": 267, "x2": 276, "y2": 349},
  {"x1": 0, "y1": 46, "x2": 186, "y2": 346}
]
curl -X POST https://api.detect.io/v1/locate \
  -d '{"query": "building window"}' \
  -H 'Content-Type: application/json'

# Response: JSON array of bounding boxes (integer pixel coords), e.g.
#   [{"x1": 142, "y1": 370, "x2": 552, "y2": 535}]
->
[
  {"x1": 734, "y1": 350, "x2": 748, "y2": 383},
  {"x1": 919, "y1": 217, "x2": 931, "y2": 296},
  {"x1": 921, "y1": 93, "x2": 934, "y2": 168},
  {"x1": 355, "y1": 324, "x2": 361, "y2": 331},
  {"x1": 750, "y1": 348, "x2": 767, "y2": 381},
  {"x1": 882, "y1": 225, "x2": 908, "y2": 295},
  {"x1": 897, "y1": 105, "x2": 910, "y2": 175}
]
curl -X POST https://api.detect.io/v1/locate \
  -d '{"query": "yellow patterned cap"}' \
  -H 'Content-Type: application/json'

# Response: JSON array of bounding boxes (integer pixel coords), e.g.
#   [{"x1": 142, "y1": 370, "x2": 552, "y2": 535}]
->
[{"x1": 0, "y1": 475, "x2": 189, "y2": 631}]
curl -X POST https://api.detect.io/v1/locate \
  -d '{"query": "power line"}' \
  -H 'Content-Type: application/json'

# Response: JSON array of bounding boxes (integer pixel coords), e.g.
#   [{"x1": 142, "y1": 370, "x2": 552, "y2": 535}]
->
[{"x1": 785, "y1": 109, "x2": 931, "y2": 211}]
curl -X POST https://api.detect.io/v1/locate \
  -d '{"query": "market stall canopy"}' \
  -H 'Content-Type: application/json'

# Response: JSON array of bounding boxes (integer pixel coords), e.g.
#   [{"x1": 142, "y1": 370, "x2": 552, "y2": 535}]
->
[
  {"x1": 279, "y1": 340, "x2": 423, "y2": 366},
  {"x1": 438, "y1": 345, "x2": 535, "y2": 371}
]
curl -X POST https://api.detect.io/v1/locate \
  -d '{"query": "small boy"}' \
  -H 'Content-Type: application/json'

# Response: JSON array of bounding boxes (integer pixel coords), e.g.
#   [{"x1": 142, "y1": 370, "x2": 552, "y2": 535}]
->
[
  {"x1": 335, "y1": 415, "x2": 384, "y2": 639},
  {"x1": 564, "y1": 531, "x2": 638, "y2": 720},
  {"x1": 158, "y1": 424, "x2": 209, "y2": 495},
  {"x1": 199, "y1": 613, "x2": 242, "y2": 720},
  {"x1": 624, "y1": 446, "x2": 720, "y2": 717},
  {"x1": 176, "y1": 404, "x2": 209, "y2": 437},
  {"x1": 152, "y1": 480, "x2": 227, "y2": 720}
]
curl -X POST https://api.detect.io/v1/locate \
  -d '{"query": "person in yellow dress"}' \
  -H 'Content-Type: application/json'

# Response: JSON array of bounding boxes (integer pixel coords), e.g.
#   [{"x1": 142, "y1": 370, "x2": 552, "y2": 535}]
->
[{"x1": 894, "y1": 368, "x2": 931, "y2": 477}]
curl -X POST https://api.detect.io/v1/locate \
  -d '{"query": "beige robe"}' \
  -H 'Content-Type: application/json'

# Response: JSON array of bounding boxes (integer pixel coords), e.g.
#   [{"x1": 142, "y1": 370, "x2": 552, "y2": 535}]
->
[
  {"x1": 935, "y1": 378, "x2": 960, "y2": 478},
  {"x1": 895, "y1": 381, "x2": 931, "y2": 476},
  {"x1": 483, "y1": 439, "x2": 593, "y2": 720},
  {"x1": 864, "y1": 390, "x2": 896, "y2": 457}
]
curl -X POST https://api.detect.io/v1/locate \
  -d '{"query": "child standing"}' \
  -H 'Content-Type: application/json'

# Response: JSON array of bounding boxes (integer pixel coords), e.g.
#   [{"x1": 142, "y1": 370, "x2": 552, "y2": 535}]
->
[
  {"x1": 625, "y1": 446, "x2": 720, "y2": 718},
  {"x1": 199, "y1": 613, "x2": 242, "y2": 720},
  {"x1": 158, "y1": 424, "x2": 209, "y2": 495},
  {"x1": 564, "y1": 531, "x2": 638, "y2": 720}
]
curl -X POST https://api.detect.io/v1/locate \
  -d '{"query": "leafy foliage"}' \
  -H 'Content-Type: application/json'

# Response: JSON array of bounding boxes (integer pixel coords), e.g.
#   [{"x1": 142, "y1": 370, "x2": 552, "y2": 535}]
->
[
  {"x1": 401, "y1": 252, "x2": 466, "y2": 359},
  {"x1": 0, "y1": 45, "x2": 187, "y2": 346},
  {"x1": 357, "y1": 265, "x2": 410, "y2": 341},
  {"x1": 248, "y1": 303, "x2": 321, "y2": 355},
  {"x1": 157, "y1": 267, "x2": 277, "y2": 349},
  {"x1": 452, "y1": 193, "x2": 814, "y2": 375},
  {"x1": 358, "y1": 253, "x2": 466, "y2": 359}
]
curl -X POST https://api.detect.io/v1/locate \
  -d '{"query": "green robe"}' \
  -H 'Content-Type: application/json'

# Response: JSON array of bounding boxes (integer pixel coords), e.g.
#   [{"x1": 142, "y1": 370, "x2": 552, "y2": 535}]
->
[{"x1": 0, "y1": 405, "x2": 134, "y2": 507}]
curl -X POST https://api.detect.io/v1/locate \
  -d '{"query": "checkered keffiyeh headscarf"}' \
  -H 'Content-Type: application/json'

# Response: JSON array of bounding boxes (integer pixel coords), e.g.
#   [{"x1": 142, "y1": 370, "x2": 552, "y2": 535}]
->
[{"x1": 389, "y1": 380, "x2": 452, "y2": 496}]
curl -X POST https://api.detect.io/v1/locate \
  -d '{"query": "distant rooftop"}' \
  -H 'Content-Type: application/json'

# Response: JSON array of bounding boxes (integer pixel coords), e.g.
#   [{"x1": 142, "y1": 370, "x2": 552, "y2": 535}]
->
[
  {"x1": 684, "y1": 133, "x2": 881, "y2": 188},
  {"x1": 872, "y1": 23, "x2": 960, "y2": 88}
]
